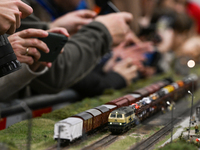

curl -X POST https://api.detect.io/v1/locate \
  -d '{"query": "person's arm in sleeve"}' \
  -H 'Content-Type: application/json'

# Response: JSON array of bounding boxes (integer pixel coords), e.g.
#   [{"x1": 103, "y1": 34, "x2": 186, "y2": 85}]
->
[
  {"x1": 0, "y1": 63, "x2": 48, "y2": 101},
  {"x1": 30, "y1": 21, "x2": 112, "y2": 94},
  {"x1": 70, "y1": 71, "x2": 127, "y2": 98}
]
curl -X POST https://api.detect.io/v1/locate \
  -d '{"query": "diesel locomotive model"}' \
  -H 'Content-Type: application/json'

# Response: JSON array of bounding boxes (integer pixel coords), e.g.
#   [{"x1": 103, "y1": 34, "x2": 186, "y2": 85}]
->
[
  {"x1": 54, "y1": 74, "x2": 198, "y2": 142},
  {"x1": 108, "y1": 107, "x2": 137, "y2": 133}
]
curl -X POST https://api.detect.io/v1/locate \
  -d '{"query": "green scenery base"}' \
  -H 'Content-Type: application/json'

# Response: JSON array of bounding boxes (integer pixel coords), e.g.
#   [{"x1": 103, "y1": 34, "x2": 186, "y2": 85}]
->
[{"x1": 1, "y1": 65, "x2": 200, "y2": 150}]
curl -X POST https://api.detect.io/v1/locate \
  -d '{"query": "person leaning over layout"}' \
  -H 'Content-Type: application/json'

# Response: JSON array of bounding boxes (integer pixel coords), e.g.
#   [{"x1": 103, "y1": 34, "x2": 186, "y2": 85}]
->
[
  {"x1": 0, "y1": 0, "x2": 35, "y2": 101},
  {"x1": 0, "y1": 28, "x2": 69, "y2": 101},
  {"x1": 0, "y1": 0, "x2": 69, "y2": 101},
  {"x1": 14, "y1": 0, "x2": 133, "y2": 97}
]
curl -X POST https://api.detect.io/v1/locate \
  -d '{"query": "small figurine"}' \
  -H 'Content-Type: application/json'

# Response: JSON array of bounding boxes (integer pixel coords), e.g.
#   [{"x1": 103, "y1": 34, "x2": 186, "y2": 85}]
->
[{"x1": 195, "y1": 125, "x2": 199, "y2": 134}]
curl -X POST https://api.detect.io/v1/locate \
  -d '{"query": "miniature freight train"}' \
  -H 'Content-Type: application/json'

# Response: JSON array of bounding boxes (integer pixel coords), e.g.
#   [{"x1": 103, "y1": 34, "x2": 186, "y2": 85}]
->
[
  {"x1": 54, "y1": 74, "x2": 198, "y2": 142},
  {"x1": 108, "y1": 74, "x2": 197, "y2": 133}
]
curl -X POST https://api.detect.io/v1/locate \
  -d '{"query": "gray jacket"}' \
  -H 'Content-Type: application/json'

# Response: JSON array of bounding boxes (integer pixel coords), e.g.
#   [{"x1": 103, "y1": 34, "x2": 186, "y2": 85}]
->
[
  {"x1": 0, "y1": 64, "x2": 48, "y2": 101},
  {"x1": 19, "y1": 0, "x2": 112, "y2": 94}
]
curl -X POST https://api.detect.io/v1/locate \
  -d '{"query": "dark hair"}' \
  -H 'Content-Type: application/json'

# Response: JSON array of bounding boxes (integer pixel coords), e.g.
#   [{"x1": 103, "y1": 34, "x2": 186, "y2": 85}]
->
[
  {"x1": 156, "y1": 0, "x2": 187, "y2": 7},
  {"x1": 151, "y1": 7, "x2": 194, "y2": 33},
  {"x1": 156, "y1": 0, "x2": 165, "y2": 7},
  {"x1": 151, "y1": 7, "x2": 176, "y2": 24},
  {"x1": 173, "y1": 13, "x2": 194, "y2": 33}
]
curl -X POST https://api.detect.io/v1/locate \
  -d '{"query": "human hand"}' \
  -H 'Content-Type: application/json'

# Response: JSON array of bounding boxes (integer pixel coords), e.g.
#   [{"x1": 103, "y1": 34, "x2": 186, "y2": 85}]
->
[
  {"x1": 95, "y1": 12, "x2": 133, "y2": 46},
  {"x1": 113, "y1": 41, "x2": 156, "y2": 78},
  {"x1": 114, "y1": 41, "x2": 154, "y2": 60},
  {"x1": 112, "y1": 58, "x2": 138, "y2": 85},
  {"x1": 175, "y1": 36, "x2": 200, "y2": 62},
  {"x1": 124, "y1": 30, "x2": 141, "y2": 45},
  {"x1": 0, "y1": 0, "x2": 33, "y2": 35},
  {"x1": 8, "y1": 28, "x2": 50, "y2": 71},
  {"x1": 103, "y1": 41, "x2": 153, "y2": 73},
  {"x1": 49, "y1": 10, "x2": 96, "y2": 35},
  {"x1": 111, "y1": 41, "x2": 154, "y2": 73},
  {"x1": 47, "y1": 27, "x2": 69, "y2": 37}
]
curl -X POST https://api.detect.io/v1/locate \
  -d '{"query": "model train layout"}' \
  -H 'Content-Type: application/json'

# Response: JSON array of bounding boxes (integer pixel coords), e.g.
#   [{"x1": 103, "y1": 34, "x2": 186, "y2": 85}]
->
[{"x1": 54, "y1": 74, "x2": 198, "y2": 143}]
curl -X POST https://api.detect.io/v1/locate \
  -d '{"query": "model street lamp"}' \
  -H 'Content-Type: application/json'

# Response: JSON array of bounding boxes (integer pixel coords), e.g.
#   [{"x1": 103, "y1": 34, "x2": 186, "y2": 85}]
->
[
  {"x1": 187, "y1": 60, "x2": 195, "y2": 140},
  {"x1": 188, "y1": 90, "x2": 194, "y2": 139},
  {"x1": 187, "y1": 60, "x2": 195, "y2": 94},
  {"x1": 167, "y1": 101, "x2": 174, "y2": 143},
  {"x1": 187, "y1": 60, "x2": 195, "y2": 68}
]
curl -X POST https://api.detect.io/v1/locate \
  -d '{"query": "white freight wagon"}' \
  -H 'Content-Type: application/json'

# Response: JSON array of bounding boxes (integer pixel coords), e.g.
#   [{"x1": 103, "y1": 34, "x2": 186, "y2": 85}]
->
[{"x1": 54, "y1": 117, "x2": 83, "y2": 142}]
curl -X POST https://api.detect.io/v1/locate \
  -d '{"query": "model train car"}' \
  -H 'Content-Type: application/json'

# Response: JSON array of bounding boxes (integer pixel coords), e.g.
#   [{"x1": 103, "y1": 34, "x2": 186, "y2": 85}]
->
[
  {"x1": 108, "y1": 106, "x2": 137, "y2": 133},
  {"x1": 108, "y1": 74, "x2": 198, "y2": 133},
  {"x1": 54, "y1": 74, "x2": 198, "y2": 142}
]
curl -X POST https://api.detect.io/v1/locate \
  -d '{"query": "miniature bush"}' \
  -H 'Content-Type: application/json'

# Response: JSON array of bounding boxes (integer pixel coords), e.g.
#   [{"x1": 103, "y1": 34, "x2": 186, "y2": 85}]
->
[{"x1": 159, "y1": 141, "x2": 198, "y2": 150}]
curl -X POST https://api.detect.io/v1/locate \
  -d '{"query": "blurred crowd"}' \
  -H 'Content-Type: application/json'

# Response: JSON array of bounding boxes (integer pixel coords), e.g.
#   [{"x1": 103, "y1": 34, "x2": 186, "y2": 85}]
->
[{"x1": 1, "y1": 0, "x2": 200, "y2": 101}]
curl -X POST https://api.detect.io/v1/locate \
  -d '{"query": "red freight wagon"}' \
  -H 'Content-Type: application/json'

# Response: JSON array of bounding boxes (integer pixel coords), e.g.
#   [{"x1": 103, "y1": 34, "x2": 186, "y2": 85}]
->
[
  {"x1": 156, "y1": 80, "x2": 170, "y2": 89},
  {"x1": 86, "y1": 109, "x2": 102, "y2": 129},
  {"x1": 102, "y1": 104, "x2": 117, "y2": 114},
  {"x1": 150, "y1": 83, "x2": 160, "y2": 92},
  {"x1": 123, "y1": 94, "x2": 142, "y2": 105},
  {"x1": 133, "y1": 88, "x2": 149, "y2": 97},
  {"x1": 94, "y1": 105, "x2": 110, "y2": 125},
  {"x1": 106, "y1": 97, "x2": 129, "y2": 108},
  {"x1": 144, "y1": 86, "x2": 156, "y2": 95}
]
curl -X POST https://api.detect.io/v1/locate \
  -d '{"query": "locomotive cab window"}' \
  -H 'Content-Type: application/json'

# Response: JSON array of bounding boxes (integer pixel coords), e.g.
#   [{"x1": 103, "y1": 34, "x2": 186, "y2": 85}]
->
[
  {"x1": 117, "y1": 114, "x2": 123, "y2": 118},
  {"x1": 110, "y1": 114, "x2": 116, "y2": 118}
]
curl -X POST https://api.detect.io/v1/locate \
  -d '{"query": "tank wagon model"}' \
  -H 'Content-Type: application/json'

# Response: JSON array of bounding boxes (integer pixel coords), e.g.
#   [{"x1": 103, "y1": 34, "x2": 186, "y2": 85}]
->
[{"x1": 54, "y1": 75, "x2": 198, "y2": 142}]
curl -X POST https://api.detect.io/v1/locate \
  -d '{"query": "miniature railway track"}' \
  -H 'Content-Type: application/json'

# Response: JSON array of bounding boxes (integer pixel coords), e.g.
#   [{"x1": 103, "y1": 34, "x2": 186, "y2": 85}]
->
[
  {"x1": 47, "y1": 99, "x2": 200, "y2": 150},
  {"x1": 130, "y1": 122, "x2": 172, "y2": 150},
  {"x1": 45, "y1": 127, "x2": 111, "y2": 150},
  {"x1": 81, "y1": 134, "x2": 118, "y2": 150},
  {"x1": 130, "y1": 99, "x2": 200, "y2": 150}
]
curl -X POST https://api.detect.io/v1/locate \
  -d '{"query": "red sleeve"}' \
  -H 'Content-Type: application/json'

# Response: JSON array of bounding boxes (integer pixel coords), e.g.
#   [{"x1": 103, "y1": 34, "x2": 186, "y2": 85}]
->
[{"x1": 187, "y1": 2, "x2": 200, "y2": 34}]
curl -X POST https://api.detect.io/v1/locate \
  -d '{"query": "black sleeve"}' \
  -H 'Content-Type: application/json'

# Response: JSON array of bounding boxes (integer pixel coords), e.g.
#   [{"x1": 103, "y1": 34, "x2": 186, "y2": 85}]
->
[{"x1": 70, "y1": 71, "x2": 127, "y2": 98}]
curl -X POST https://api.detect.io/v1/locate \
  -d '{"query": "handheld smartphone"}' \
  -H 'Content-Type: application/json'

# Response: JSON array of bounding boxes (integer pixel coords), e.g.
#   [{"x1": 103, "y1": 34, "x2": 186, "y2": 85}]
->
[
  {"x1": 98, "y1": 1, "x2": 120, "y2": 15},
  {"x1": 38, "y1": 32, "x2": 68, "y2": 62}
]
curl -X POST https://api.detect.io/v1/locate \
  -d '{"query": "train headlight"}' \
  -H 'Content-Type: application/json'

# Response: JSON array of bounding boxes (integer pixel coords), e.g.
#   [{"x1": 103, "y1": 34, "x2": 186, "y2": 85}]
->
[
  {"x1": 110, "y1": 122, "x2": 112, "y2": 125},
  {"x1": 120, "y1": 123, "x2": 122, "y2": 125}
]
